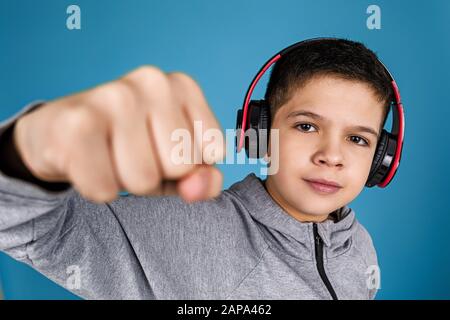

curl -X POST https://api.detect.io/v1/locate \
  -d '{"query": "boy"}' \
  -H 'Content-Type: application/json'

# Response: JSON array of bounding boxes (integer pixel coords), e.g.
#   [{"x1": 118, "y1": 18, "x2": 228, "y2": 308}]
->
[{"x1": 0, "y1": 38, "x2": 394, "y2": 299}]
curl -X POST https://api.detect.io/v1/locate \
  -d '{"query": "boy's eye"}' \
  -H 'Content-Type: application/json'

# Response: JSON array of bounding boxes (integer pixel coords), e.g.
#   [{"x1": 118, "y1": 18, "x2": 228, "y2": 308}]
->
[
  {"x1": 295, "y1": 123, "x2": 317, "y2": 132},
  {"x1": 349, "y1": 136, "x2": 369, "y2": 146}
]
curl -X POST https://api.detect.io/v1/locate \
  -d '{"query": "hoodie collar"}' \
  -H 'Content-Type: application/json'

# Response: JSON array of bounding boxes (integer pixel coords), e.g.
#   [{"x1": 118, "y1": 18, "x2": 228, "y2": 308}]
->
[{"x1": 229, "y1": 173, "x2": 358, "y2": 260}]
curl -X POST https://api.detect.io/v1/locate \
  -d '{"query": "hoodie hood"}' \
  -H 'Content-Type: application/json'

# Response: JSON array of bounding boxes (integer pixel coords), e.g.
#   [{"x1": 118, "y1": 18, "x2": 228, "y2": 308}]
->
[{"x1": 229, "y1": 172, "x2": 358, "y2": 261}]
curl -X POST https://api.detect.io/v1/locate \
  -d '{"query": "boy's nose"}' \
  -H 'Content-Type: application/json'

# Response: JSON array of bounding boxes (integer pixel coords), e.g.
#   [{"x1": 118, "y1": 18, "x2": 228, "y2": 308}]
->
[{"x1": 312, "y1": 140, "x2": 344, "y2": 168}]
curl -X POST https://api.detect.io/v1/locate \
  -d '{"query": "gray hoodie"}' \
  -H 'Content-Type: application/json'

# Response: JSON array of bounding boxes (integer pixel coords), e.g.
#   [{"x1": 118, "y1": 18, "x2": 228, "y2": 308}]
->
[{"x1": 0, "y1": 102, "x2": 379, "y2": 300}]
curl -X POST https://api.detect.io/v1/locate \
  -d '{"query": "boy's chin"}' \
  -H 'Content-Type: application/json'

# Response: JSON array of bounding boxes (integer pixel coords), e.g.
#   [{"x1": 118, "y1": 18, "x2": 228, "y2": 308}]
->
[
  {"x1": 286, "y1": 188, "x2": 344, "y2": 215},
  {"x1": 293, "y1": 201, "x2": 342, "y2": 218}
]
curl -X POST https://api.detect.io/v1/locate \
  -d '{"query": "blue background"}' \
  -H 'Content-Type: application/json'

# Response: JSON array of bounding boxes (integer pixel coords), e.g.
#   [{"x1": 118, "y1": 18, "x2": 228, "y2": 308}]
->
[{"x1": 0, "y1": 0, "x2": 449, "y2": 299}]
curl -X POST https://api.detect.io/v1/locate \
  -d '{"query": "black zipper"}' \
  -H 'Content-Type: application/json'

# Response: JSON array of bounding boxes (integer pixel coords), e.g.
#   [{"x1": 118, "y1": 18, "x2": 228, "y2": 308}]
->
[{"x1": 313, "y1": 223, "x2": 338, "y2": 300}]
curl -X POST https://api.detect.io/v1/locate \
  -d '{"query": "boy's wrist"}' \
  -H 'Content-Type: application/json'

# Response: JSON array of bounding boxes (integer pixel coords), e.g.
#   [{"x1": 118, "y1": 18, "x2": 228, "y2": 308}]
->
[{"x1": 0, "y1": 121, "x2": 71, "y2": 192}]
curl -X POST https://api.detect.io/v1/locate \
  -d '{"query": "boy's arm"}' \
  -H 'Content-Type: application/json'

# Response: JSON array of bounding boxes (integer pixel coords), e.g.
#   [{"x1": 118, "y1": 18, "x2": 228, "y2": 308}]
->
[
  {"x1": 0, "y1": 103, "x2": 256, "y2": 299},
  {"x1": 0, "y1": 67, "x2": 236, "y2": 299},
  {"x1": 0, "y1": 104, "x2": 154, "y2": 299}
]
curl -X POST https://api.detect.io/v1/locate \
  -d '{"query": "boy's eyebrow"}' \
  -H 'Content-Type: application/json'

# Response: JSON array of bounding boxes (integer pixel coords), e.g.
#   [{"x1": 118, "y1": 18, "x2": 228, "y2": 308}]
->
[
  {"x1": 287, "y1": 110, "x2": 325, "y2": 121},
  {"x1": 287, "y1": 110, "x2": 379, "y2": 138}
]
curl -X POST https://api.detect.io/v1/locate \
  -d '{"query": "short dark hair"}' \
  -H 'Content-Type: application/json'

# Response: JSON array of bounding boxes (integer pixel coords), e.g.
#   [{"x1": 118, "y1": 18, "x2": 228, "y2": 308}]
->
[{"x1": 264, "y1": 38, "x2": 394, "y2": 134}]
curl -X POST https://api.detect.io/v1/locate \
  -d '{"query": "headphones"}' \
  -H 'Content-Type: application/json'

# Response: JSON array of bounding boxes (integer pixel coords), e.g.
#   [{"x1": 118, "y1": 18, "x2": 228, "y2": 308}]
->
[{"x1": 235, "y1": 37, "x2": 405, "y2": 188}]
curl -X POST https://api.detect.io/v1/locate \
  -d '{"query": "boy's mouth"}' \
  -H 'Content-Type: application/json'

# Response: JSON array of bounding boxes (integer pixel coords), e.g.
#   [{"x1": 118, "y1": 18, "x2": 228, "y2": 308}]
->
[{"x1": 302, "y1": 178, "x2": 342, "y2": 195}]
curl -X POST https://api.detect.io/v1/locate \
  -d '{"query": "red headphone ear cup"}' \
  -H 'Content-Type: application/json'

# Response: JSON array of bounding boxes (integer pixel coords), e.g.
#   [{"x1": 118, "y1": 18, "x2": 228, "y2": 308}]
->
[{"x1": 366, "y1": 129, "x2": 397, "y2": 187}]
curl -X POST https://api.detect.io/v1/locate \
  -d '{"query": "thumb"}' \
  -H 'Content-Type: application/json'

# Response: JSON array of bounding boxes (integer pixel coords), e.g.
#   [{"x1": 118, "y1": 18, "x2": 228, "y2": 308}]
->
[{"x1": 176, "y1": 164, "x2": 223, "y2": 203}]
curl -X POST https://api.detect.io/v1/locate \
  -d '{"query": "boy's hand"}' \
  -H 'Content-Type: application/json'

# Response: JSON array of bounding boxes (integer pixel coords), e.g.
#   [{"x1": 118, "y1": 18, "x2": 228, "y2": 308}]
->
[{"x1": 13, "y1": 66, "x2": 226, "y2": 203}]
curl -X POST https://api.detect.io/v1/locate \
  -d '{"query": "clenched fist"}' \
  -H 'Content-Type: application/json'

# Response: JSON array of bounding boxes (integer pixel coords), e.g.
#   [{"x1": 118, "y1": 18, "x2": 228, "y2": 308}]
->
[{"x1": 13, "y1": 66, "x2": 226, "y2": 203}]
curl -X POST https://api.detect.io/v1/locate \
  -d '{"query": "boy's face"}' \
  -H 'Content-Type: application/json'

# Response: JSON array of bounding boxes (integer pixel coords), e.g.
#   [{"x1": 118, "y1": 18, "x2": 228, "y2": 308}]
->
[{"x1": 265, "y1": 75, "x2": 385, "y2": 222}]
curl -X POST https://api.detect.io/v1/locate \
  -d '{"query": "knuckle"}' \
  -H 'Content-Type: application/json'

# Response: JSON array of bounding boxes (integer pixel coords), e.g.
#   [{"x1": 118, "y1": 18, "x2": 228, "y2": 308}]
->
[
  {"x1": 133, "y1": 65, "x2": 164, "y2": 77},
  {"x1": 168, "y1": 72, "x2": 195, "y2": 85},
  {"x1": 168, "y1": 72, "x2": 202, "y2": 95},
  {"x1": 128, "y1": 65, "x2": 169, "y2": 90},
  {"x1": 64, "y1": 107, "x2": 100, "y2": 136},
  {"x1": 105, "y1": 82, "x2": 134, "y2": 105},
  {"x1": 125, "y1": 66, "x2": 173, "y2": 104},
  {"x1": 93, "y1": 82, "x2": 137, "y2": 115},
  {"x1": 40, "y1": 144, "x2": 60, "y2": 169},
  {"x1": 107, "y1": 81, "x2": 139, "y2": 115},
  {"x1": 29, "y1": 144, "x2": 65, "y2": 180}
]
